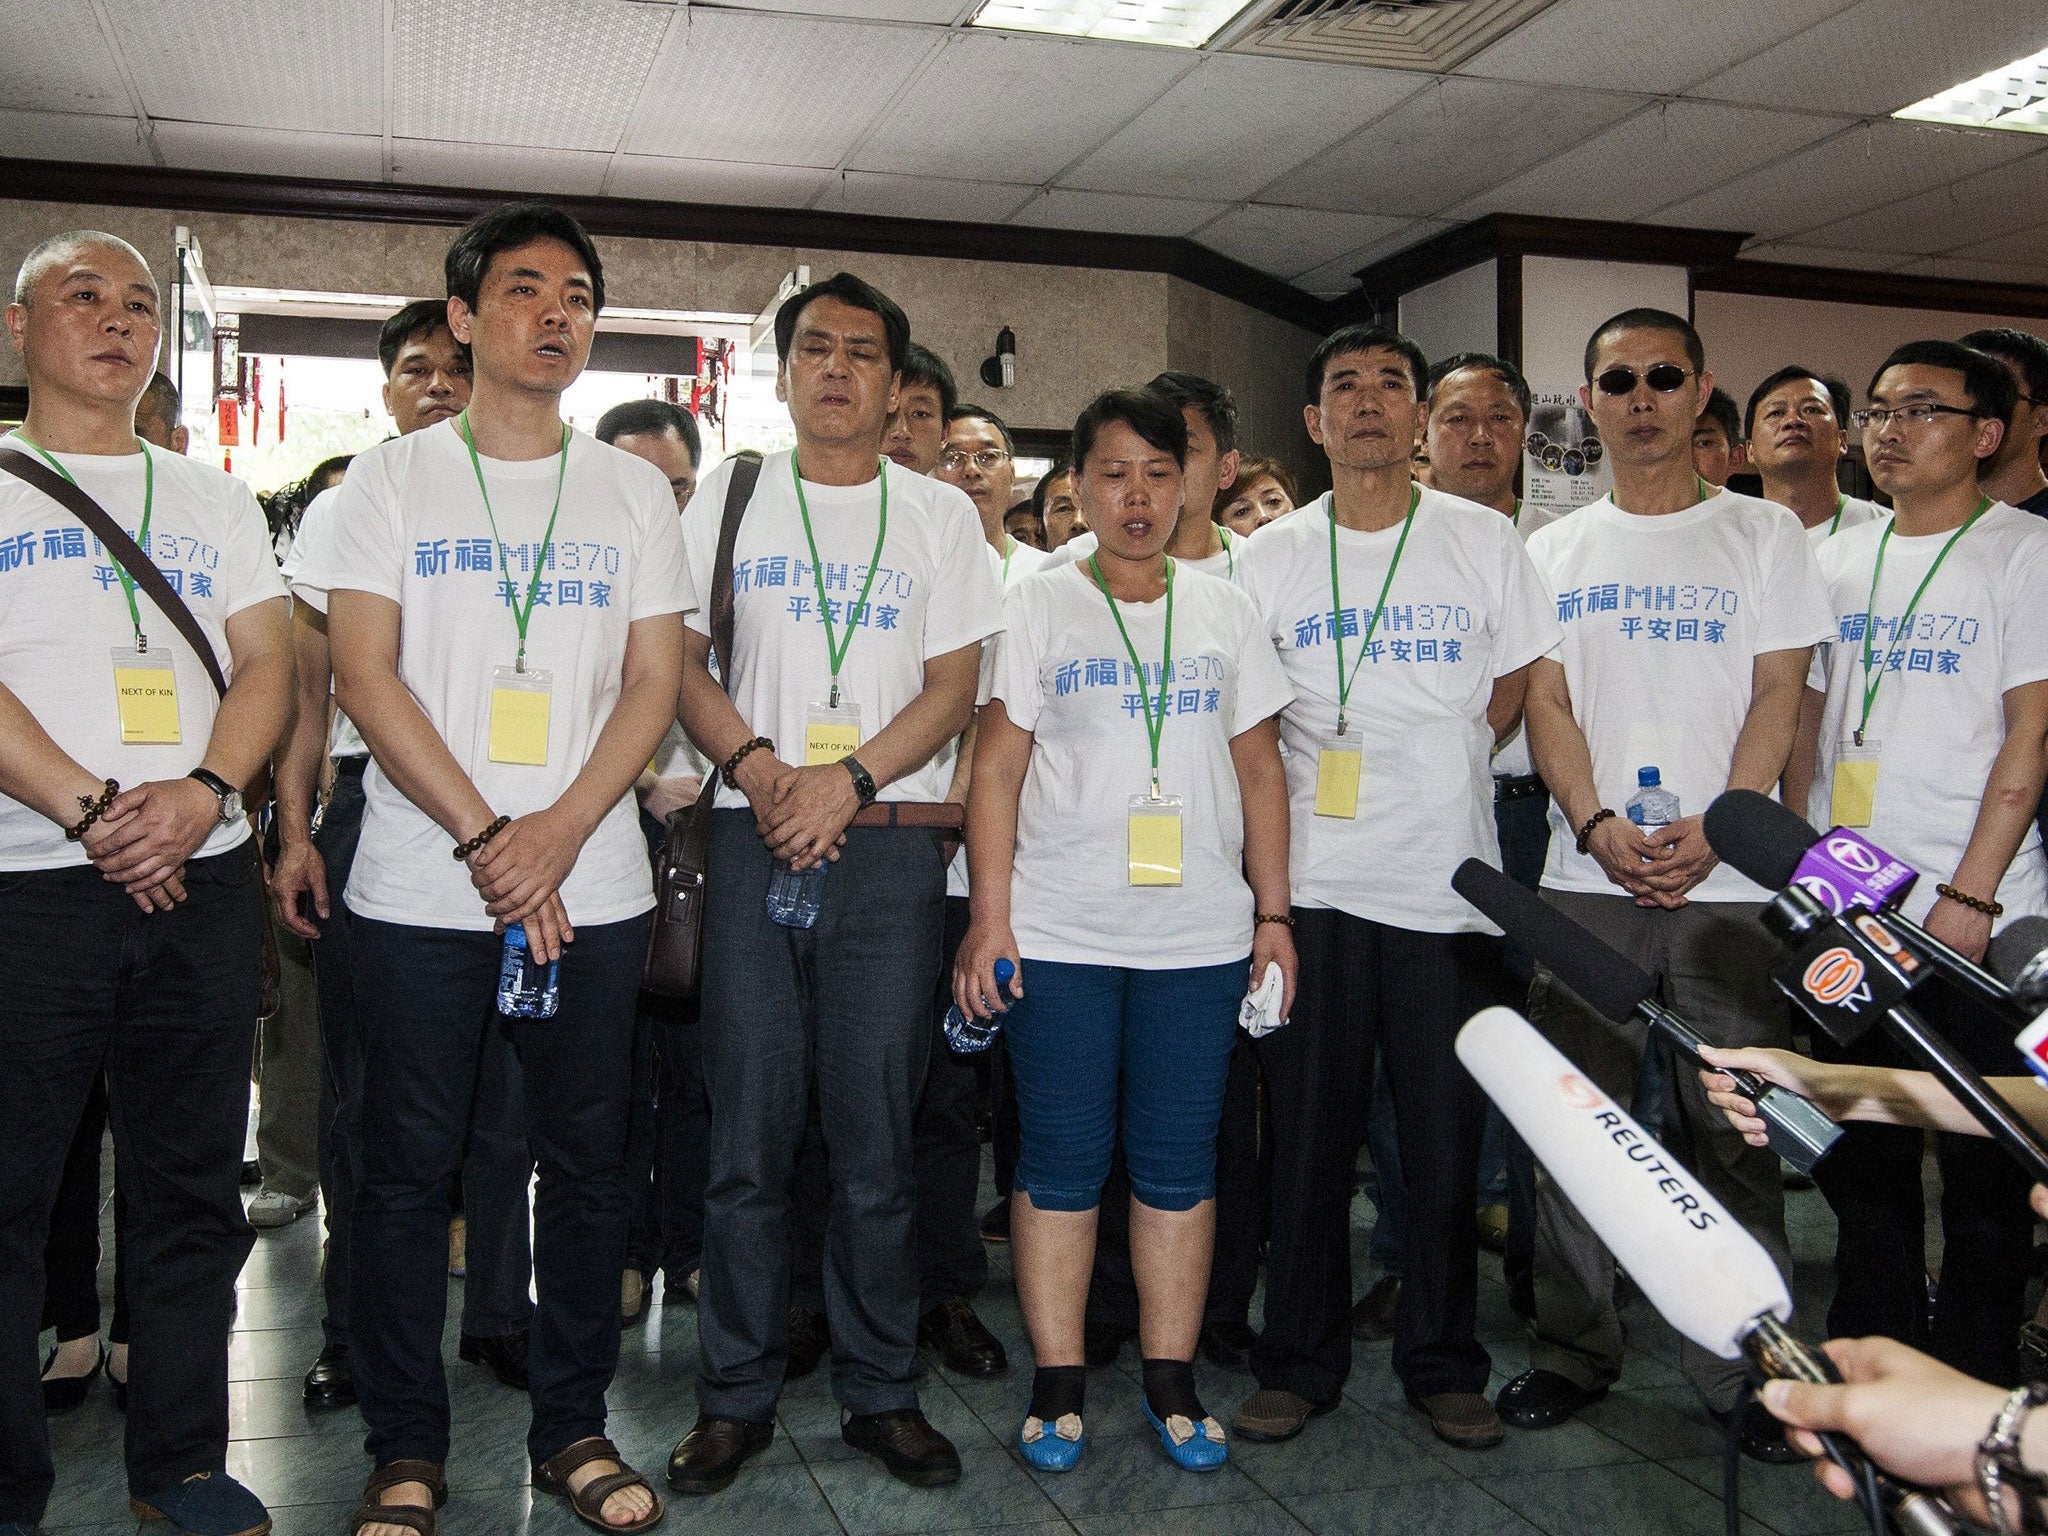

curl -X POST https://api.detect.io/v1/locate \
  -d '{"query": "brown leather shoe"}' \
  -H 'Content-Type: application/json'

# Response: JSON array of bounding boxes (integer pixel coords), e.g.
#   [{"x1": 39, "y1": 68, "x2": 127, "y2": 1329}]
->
[
  {"x1": 1230, "y1": 1388, "x2": 1338, "y2": 1443},
  {"x1": 841, "y1": 1409, "x2": 961, "y2": 1487},
  {"x1": 666, "y1": 1416, "x2": 773, "y2": 1496},
  {"x1": 1350, "y1": 1276, "x2": 1401, "y2": 1342},
  {"x1": 1409, "y1": 1390, "x2": 1505, "y2": 1450}
]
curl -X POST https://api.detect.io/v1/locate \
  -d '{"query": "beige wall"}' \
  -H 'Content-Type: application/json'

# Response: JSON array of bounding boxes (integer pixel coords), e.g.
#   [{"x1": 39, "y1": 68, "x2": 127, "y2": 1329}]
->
[{"x1": 1166, "y1": 277, "x2": 1324, "y2": 498}]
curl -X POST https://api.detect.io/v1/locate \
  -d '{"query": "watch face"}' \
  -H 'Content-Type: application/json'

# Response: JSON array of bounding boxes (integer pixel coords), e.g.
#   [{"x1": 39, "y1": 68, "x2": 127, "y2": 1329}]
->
[{"x1": 222, "y1": 789, "x2": 245, "y2": 823}]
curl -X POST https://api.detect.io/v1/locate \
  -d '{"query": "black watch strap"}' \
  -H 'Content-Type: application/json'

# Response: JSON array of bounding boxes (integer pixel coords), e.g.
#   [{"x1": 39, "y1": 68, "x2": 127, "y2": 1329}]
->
[
  {"x1": 187, "y1": 767, "x2": 234, "y2": 802},
  {"x1": 841, "y1": 754, "x2": 878, "y2": 806}
]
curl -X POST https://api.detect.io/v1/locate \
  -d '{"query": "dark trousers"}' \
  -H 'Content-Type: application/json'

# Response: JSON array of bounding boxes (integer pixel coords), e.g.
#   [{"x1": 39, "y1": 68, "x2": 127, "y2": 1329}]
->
[
  {"x1": 1250, "y1": 911, "x2": 1495, "y2": 1403},
  {"x1": 1814, "y1": 978, "x2": 2035, "y2": 1386},
  {"x1": 347, "y1": 912, "x2": 648, "y2": 1467},
  {"x1": 40, "y1": 1073, "x2": 130, "y2": 1346},
  {"x1": 1493, "y1": 786, "x2": 1551, "y2": 1314},
  {"x1": 0, "y1": 852, "x2": 261, "y2": 1524},
  {"x1": 310, "y1": 769, "x2": 532, "y2": 1351},
  {"x1": 696, "y1": 811, "x2": 945, "y2": 1422}
]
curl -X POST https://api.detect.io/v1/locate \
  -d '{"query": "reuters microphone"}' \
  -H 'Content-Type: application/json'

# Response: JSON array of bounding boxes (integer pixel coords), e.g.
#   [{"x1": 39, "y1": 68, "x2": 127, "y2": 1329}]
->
[{"x1": 1456, "y1": 1007, "x2": 1958, "y2": 1536}]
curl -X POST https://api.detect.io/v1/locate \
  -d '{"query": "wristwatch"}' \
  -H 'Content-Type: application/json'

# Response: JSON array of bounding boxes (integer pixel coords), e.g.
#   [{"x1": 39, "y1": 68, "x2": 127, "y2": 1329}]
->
[
  {"x1": 187, "y1": 768, "x2": 245, "y2": 825},
  {"x1": 840, "y1": 754, "x2": 878, "y2": 808}
]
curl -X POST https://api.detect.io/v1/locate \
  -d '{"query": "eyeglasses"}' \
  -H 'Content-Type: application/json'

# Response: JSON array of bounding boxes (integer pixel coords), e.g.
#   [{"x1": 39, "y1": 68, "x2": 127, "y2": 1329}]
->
[
  {"x1": 938, "y1": 448, "x2": 1009, "y2": 472},
  {"x1": 1849, "y1": 403, "x2": 1982, "y2": 431},
  {"x1": 1593, "y1": 363, "x2": 1694, "y2": 396}
]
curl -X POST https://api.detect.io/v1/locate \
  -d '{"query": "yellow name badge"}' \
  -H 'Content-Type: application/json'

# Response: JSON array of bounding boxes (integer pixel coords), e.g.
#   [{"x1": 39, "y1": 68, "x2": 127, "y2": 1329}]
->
[
  {"x1": 488, "y1": 666, "x2": 552, "y2": 766},
  {"x1": 1830, "y1": 739, "x2": 1880, "y2": 828},
  {"x1": 1128, "y1": 794, "x2": 1184, "y2": 886},
  {"x1": 1314, "y1": 733, "x2": 1362, "y2": 819},
  {"x1": 805, "y1": 701, "x2": 863, "y2": 767},
  {"x1": 111, "y1": 645, "x2": 181, "y2": 745}
]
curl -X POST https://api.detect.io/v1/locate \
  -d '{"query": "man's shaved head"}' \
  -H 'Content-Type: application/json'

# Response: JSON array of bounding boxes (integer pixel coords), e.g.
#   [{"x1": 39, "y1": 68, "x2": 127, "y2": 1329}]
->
[{"x1": 12, "y1": 230, "x2": 156, "y2": 308}]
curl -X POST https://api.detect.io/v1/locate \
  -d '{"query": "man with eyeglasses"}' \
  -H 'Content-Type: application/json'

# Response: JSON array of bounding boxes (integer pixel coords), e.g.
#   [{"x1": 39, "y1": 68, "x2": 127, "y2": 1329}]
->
[
  {"x1": 1786, "y1": 339, "x2": 2048, "y2": 1388},
  {"x1": 1744, "y1": 367, "x2": 1886, "y2": 547},
  {"x1": 1503, "y1": 309, "x2": 1832, "y2": 1454}
]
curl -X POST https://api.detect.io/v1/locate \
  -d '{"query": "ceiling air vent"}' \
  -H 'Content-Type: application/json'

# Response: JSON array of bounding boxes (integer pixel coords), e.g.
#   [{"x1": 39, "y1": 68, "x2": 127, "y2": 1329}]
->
[{"x1": 1222, "y1": 0, "x2": 1562, "y2": 72}]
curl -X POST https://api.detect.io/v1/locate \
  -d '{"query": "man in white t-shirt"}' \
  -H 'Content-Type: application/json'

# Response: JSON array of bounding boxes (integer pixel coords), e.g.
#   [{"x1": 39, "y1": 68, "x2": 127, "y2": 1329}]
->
[
  {"x1": 1791, "y1": 339, "x2": 2048, "y2": 1387},
  {"x1": 670, "y1": 273, "x2": 1002, "y2": 1496},
  {"x1": 1506, "y1": 309, "x2": 1833, "y2": 1453},
  {"x1": 1230, "y1": 325, "x2": 1558, "y2": 1452},
  {"x1": 0, "y1": 230, "x2": 292, "y2": 1536},
  {"x1": 299, "y1": 203, "x2": 690, "y2": 1535},
  {"x1": 1744, "y1": 367, "x2": 1885, "y2": 547}
]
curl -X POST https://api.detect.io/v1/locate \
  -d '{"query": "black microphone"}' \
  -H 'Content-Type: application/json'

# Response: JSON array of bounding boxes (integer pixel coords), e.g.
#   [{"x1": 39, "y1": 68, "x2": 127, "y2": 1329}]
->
[
  {"x1": 1989, "y1": 914, "x2": 2048, "y2": 1006},
  {"x1": 1451, "y1": 860, "x2": 1842, "y2": 1172}
]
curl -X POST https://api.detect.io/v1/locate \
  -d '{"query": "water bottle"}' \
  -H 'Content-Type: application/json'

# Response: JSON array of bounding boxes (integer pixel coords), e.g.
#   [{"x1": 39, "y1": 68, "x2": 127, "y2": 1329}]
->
[
  {"x1": 1625, "y1": 766, "x2": 1681, "y2": 852},
  {"x1": 766, "y1": 859, "x2": 828, "y2": 929},
  {"x1": 943, "y1": 958, "x2": 1017, "y2": 1053},
  {"x1": 497, "y1": 923, "x2": 559, "y2": 1019}
]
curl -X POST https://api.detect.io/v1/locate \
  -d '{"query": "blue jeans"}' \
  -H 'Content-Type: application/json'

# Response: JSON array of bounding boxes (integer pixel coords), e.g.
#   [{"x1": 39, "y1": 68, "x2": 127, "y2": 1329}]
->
[{"x1": 1004, "y1": 959, "x2": 1243, "y2": 1213}]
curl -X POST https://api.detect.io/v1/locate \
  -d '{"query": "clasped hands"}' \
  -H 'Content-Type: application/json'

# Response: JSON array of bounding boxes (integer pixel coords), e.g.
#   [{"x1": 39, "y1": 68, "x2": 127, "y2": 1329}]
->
[
  {"x1": 732, "y1": 751, "x2": 857, "y2": 871},
  {"x1": 1587, "y1": 812, "x2": 1718, "y2": 908},
  {"x1": 82, "y1": 775, "x2": 222, "y2": 912}
]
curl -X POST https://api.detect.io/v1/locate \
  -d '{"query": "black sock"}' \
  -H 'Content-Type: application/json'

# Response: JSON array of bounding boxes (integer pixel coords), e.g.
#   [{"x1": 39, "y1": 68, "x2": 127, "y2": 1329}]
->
[
  {"x1": 1029, "y1": 1365, "x2": 1086, "y2": 1423},
  {"x1": 1141, "y1": 1358, "x2": 1206, "y2": 1423}
]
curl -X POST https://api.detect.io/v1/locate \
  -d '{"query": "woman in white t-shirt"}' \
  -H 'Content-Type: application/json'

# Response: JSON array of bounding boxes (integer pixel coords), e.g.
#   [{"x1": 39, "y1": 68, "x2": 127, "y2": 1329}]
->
[{"x1": 953, "y1": 389, "x2": 1294, "y2": 1476}]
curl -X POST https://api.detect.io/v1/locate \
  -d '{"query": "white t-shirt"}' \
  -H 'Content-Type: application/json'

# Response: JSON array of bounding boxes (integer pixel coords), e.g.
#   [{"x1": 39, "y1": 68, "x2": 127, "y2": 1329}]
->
[
  {"x1": 1805, "y1": 495, "x2": 1887, "y2": 549},
  {"x1": 684, "y1": 451, "x2": 1003, "y2": 809},
  {"x1": 1528, "y1": 486, "x2": 1833, "y2": 901},
  {"x1": 1238, "y1": 489, "x2": 1559, "y2": 933},
  {"x1": 1045, "y1": 525, "x2": 1243, "y2": 583},
  {"x1": 1492, "y1": 499, "x2": 1562, "y2": 778},
  {"x1": 1807, "y1": 501, "x2": 2048, "y2": 930},
  {"x1": 293, "y1": 419, "x2": 694, "y2": 930},
  {"x1": 992, "y1": 561, "x2": 1292, "y2": 969},
  {"x1": 279, "y1": 485, "x2": 366, "y2": 761},
  {"x1": 0, "y1": 442, "x2": 285, "y2": 871},
  {"x1": 650, "y1": 721, "x2": 708, "y2": 783}
]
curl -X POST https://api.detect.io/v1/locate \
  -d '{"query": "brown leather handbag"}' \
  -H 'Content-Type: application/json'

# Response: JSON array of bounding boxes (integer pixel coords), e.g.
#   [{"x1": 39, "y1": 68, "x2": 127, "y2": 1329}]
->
[{"x1": 642, "y1": 451, "x2": 763, "y2": 997}]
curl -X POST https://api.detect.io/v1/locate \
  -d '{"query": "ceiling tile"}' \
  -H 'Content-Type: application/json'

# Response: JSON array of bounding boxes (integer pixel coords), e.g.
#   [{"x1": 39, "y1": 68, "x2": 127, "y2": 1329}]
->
[
  {"x1": 1947, "y1": 221, "x2": 2048, "y2": 267},
  {"x1": 1288, "y1": 219, "x2": 1445, "y2": 294},
  {"x1": 845, "y1": 30, "x2": 1195, "y2": 184},
  {"x1": 1010, "y1": 187, "x2": 1231, "y2": 236},
  {"x1": 0, "y1": 109, "x2": 150, "y2": 164},
  {"x1": 1457, "y1": 0, "x2": 1865, "y2": 94},
  {"x1": 1734, "y1": 241, "x2": 1915, "y2": 272},
  {"x1": 621, "y1": 11, "x2": 939, "y2": 166},
  {"x1": 155, "y1": 122, "x2": 384, "y2": 182},
  {"x1": 810, "y1": 171, "x2": 1033, "y2": 223},
  {"x1": 389, "y1": 139, "x2": 614, "y2": 196},
  {"x1": 601, "y1": 155, "x2": 835, "y2": 207},
  {"x1": 1893, "y1": 254, "x2": 2048, "y2": 286},
  {"x1": 1443, "y1": 100, "x2": 1848, "y2": 223},
  {"x1": 1060, "y1": 52, "x2": 1424, "y2": 203},
  {"x1": 0, "y1": 7, "x2": 127, "y2": 114},
  {"x1": 1694, "y1": 0, "x2": 2048, "y2": 117},
  {"x1": 1649, "y1": 118, "x2": 2040, "y2": 241},
  {"x1": 105, "y1": 0, "x2": 383, "y2": 134},
  {"x1": 1794, "y1": 148, "x2": 2048, "y2": 256},
  {"x1": 1195, "y1": 205, "x2": 1411, "y2": 280},
  {"x1": 690, "y1": 0, "x2": 971, "y2": 20},
  {"x1": 1262, "y1": 77, "x2": 1643, "y2": 217},
  {"x1": 393, "y1": 0, "x2": 671, "y2": 152}
]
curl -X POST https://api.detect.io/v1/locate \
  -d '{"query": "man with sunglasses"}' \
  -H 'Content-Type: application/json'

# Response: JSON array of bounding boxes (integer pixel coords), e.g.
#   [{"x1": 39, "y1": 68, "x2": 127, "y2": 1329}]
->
[
  {"x1": 1743, "y1": 367, "x2": 1886, "y2": 548},
  {"x1": 1787, "y1": 340, "x2": 2048, "y2": 1387},
  {"x1": 1504, "y1": 309, "x2": 1832, "y2": 1453}
]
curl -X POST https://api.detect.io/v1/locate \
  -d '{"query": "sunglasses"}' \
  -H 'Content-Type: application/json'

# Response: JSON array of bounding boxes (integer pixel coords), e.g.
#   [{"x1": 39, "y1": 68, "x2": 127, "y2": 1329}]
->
[{"x1": 1594, "y1": 363, "x2": 1693, "y2": 396}]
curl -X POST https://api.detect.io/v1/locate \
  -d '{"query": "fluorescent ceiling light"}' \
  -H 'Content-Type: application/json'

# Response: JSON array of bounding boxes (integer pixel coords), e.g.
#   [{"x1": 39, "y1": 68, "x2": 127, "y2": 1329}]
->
[
  {"x1": 1894, "y1": 43, "x2": 2048, "y2": 134},
  {"x1": 970, "y1": 0, "x2": 1256, "y2": 48}
]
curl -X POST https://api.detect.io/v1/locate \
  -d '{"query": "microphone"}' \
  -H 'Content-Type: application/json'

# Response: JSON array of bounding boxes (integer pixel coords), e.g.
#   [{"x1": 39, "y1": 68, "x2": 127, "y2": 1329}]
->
[
  {"x1": 1458, "y1": 1007, "x2": 1959, "y2": 1536},
  {"x1": 1989, "y1": 914, "x2": 2048, "y2": 1005},
  {"x1": 1451, "y1": 860, "x2": 1841, "y2": 1172}
]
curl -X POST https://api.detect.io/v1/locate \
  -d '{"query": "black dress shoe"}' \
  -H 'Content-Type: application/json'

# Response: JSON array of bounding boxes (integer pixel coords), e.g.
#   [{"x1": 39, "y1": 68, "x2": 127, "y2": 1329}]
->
[
  {"x1": 785, "y1": 1306, "x2": 829, "y2": 1382},
  {"x1": 41, "y1": 1342, "x2": 103, "y2": 1414},
  {"x1": 303, "y1": 1342, "x2": 357, "y2": 1410},
  {"x1": 1198, "y1": 1319, "x2": 1259, "y2": 1374},
  {"x1": 458, "y1": 1328, "x2": 530, "y2": 1391},
  {"x1": 667, "y1": 1415, "x2": 774, "y2": 1495},
  {"x1": 918, "y1": 1298, "x2": 1008, "y2": 1378},
  {"x1": 1713, "y1": 1395, "x2": 1804, "y2": 1465},
  {"x1": 841, "y1": 1409, "x2": 961, "y2": 1487},
  {"x1": 1083, "y1": 1319, "x2": 1130, "y2": 1368},
  {"x1": 241, "y1": 1158, "x2": 263, "y2": 1187},
  {"x1": 1495, "y1": 1368, "x2": 1608, "y2": 1430}
]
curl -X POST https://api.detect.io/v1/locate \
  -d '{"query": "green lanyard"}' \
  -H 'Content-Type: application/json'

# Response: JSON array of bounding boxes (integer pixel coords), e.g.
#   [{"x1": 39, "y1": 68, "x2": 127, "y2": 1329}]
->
[
  {"x1": 1828, "y1": 493, "x2": 1845, "y2": 539},
  {"x1": 1088, "y1": 554, "x2": 1175, "y2": 799},
  {"x1": 459, "y1": 412, "x2": 570, "y2": 673},
  {"x1": 1327, "y1": 485, "x2": 1419, "y2": 736},
  {"x1": 1511, "y1": 498, "x2": 1522, "y2": 527},
  {"x1": 1853, "y1": 496, "x2": 1989, "y2": 744},
  {"x1": 14, "y1": 432, "x2": 155, "y2": 650},
  {"x1": 1002, "y1": 534, "x2": 1015, "y2": 584},
  {"x1": 792, "y1": 452, "x2": 889, "y2": 708},
  {"x1": 1219, "y1": 524, "x2": 1235, "y2": 578}
]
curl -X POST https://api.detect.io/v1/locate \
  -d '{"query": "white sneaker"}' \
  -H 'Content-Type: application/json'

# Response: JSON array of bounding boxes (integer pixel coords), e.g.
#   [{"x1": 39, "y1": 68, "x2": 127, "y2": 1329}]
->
[{"x1": 247, "y1": 1191, "x2": 314, "y2": 1229}]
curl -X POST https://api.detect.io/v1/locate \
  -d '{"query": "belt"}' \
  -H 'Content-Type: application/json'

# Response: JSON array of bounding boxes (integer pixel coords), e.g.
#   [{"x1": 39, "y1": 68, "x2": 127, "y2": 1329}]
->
[
  {"x1": 1493, "y1": 773, "x2": 1546, "y2": 803},
  {"x1": 333, "y1": 756, "x2": 369, "y2": 779}
]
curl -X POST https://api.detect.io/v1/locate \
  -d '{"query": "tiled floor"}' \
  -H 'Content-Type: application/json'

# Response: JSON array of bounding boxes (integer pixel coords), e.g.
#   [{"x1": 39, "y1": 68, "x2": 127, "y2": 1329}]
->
[{"x1": 38, "y1": 1161, "x2": 1863, "y2": 1536}]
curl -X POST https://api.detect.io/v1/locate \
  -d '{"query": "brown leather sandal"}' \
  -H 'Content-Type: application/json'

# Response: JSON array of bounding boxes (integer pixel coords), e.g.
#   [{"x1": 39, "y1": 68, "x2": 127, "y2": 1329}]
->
[
  {"x1": 346, "y1": 1458, "x2": 447, "y2": 1536},
  {"x1": 532, "y1": 1436, "x2": 666, "y2": 1534}
]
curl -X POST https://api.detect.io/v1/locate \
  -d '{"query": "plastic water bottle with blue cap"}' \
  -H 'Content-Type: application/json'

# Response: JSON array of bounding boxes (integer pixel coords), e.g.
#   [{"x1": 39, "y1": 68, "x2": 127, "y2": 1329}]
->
[
  {"x1": 944, "y1": 958, "x2": 1016, "y2": 1053},
  {"x1": 1626, "y1": 765, "x2": 1680, "y2": 856},
  {"x1": 766, "y1": 859, "x2": 827, "y2": 928},
  {"x1": 497, "y1": 923, "x2": 559, "y2": 1018}
]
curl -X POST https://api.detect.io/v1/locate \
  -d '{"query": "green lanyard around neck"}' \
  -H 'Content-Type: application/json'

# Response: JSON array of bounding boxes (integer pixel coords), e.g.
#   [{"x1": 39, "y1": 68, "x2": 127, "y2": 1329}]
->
[
  {"x1": 1853, "y1": 496, "x2": 1989, "y2": 744},
  {"x1": 1828, "y1": 492, "x2": 1845, "y2": 539},
  {"x1": 1219, "y1": 523, "x2": 1235, "y2": 578},
  {"x1": 792, "y1": 452, "x2": 889, "y2": 709},
  {"x1": 1327, "y1": 484, "x2": 1419, "y2": 736},
  {"x1": 1511, "y1": 498, "x2": 1522, "y2": 526},
  {"x1": 1088, "y1": 554, "x2": 1174, "y2": 799},
  {"x1": 15, "y1": 431, "x2": 154, "y2": 649},
  {"x1": 459, "y1": 412, "x2": 570, "y2": 673},
  {"x1": 1002, "y1": 534, "x2": 1016, "y2": 584}
]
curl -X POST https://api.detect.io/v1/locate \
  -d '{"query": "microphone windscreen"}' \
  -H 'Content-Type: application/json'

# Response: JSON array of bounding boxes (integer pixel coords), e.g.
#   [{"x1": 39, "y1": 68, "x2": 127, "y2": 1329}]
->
[
  {"x1": 1456, "y1": 1006, "x2": 1791, "y2": 1357},
  {"x1": 1703, "y1": 790, "x2": 1818, "y2": 891},
  {"x1": 1452, "y1": 859, "x2": 1653, "y2": 1024},
  {"x1": 1989, "y1": 915, "x2": 2048, "y2": 998}
]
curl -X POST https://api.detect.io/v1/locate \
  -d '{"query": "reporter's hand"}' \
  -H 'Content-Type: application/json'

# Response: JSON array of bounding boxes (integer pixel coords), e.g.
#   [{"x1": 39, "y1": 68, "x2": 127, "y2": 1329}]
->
[
  {"x1": 760, "y1": 763, "x2": 861, "y2": 871},
  {"x1": 1924, "y1": 892, "x2": 1993, "y2": 964},
  {"x1": 498, "y1": 889, "x2": 574, "y2": 965},
  {"x1": 1250, "y1": 921, "x2": 1298, "y2": 1024},
  {"x1": 88, "y1": 778, "x2": 221, "y2": 891},
  {"x1": 1698, "y1": 1045, "x2": 1833, "y2": 1147},
  {"x1": 468, "y1": 806, "x2": 582, "y2": 923},
  {"x1": 268, "y1": 837, "x2": 328, "y2": 939},
  {"x1": 953, "y1": 921, "x2": 1024, "y2": 1021},
  {"x1": 637, "y1": 773, "x2": 702, "y2": 826}
]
